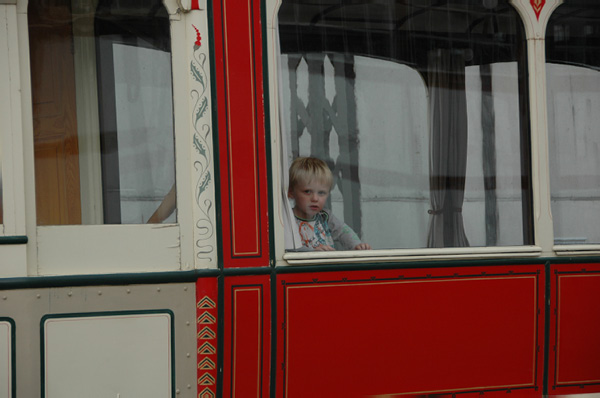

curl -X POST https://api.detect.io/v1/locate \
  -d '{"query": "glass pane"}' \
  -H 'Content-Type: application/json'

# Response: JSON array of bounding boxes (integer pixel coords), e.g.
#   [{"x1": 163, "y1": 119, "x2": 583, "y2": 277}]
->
[
  {"x1": 28, "y1": 0, "x2": 176, "y2": 225},
  {"x1": 0, "y1": 139, "x2": 2, "y2": 226},
  {"x1": 279, "y1": 0, "x2": 532, "y2": 251},
  {"x1": 546, "y1": 0, "x2": 600, "y2": 244}
]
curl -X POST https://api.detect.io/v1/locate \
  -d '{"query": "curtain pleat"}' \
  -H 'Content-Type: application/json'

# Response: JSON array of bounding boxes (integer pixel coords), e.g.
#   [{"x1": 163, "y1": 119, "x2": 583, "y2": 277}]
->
[{"x1": 427, "y1": 49, "x2": 469, "y2": 248}]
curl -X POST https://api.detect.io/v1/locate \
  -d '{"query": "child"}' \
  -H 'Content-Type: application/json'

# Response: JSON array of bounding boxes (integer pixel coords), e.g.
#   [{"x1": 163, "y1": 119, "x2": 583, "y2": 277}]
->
[{"x1": 288, "y1": 157, "x2": 371, "y2": 251}]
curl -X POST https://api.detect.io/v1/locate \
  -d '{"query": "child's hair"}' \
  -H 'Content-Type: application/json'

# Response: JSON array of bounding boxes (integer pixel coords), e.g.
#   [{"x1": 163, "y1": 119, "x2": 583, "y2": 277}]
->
[{"x1": 289, "y1": 157, "x2": 333, "y2": 191}]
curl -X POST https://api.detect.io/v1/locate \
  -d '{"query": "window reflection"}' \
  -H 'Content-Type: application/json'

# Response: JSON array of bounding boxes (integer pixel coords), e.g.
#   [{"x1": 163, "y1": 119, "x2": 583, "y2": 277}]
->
[
  {"x1": 0, "y1": 140, "x2": 2, "y2": 225},
  {"x1": 28, "y1": 0, "x2": 176, "y2": 225},
  {"x1": 546, "y1": 0, "x2": 600, "y2": 244},
  {"x1": 279, "y1": 0, "x2": 532, "y2": 250}
]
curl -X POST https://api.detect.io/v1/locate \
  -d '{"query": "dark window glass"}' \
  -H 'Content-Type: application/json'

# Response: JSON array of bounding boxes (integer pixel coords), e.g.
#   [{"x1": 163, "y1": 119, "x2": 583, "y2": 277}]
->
[
  {"x1": 279, "y1": 0, "x2": 532, "y2": 250},
  {"x1": 546, "y1": 0, "x2": 600, "y2": 244},
  {"x1": 28, "y1": 0, "x2": 176, "y2": 225}
]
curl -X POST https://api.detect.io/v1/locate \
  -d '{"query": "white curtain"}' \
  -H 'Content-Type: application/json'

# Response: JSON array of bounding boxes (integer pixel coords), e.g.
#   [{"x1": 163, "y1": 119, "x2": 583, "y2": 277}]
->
[{"x1": 276, "y1": 26, "x2": 303, "y2": 250}]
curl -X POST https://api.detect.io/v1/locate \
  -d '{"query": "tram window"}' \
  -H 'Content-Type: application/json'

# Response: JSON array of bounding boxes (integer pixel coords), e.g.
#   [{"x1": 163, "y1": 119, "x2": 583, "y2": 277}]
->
[
  {"x1": 0, "y1": 152, "x2": 3, "y2": 226},
  {"x1": 278, "y1": 0, "x2": 533, "y2": 251},
  {"x1": 0, "y1": 140, "x2": 2, "y2": 225},
  {"x1": 0, "y1": 15, "x2": 4, "y2": 226},
  {"x1": 28, "y1": 0, "x2": 176, "y2": 226},
  {"x1": 546, "y1": 0, "x2": 600, "y2": 245}
]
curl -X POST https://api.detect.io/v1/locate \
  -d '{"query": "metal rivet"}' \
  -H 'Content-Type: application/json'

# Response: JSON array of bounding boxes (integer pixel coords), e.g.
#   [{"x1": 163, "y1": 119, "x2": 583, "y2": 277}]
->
[
  {"x1": 157, "y1": 287, "x2": 161, "y2": 292},
  {"x1": 36, "y1": 294, "x2": 41, "y2": 299},
  {"x1": 98, "y1": 291, "x2": 102, "y2": 296},
  {"x1": 187, "y1": 384, "x2": 191, "y2": 389},
  {"x1": 186, "y1": 352, "x2": 191, "y2": 358},
  {"x1": 126, "y1": 289, "x2": 131, "y2": 294},
  {"x1": 176, "y1": 389, "x2": 180, "y2": 394},
  {"x1": 184, "y1": 286, "x2": 188, "y2": 291},
  {"x1": 2, "y1": 296, "x2": 7, "y2": 301},
  {"x1": 68, "y1": 292, "x2": 73, "y2": 297}
]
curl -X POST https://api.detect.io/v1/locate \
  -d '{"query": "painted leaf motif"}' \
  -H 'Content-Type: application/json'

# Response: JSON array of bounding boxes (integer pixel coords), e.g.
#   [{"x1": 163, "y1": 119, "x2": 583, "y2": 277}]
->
[
  {"x1": 195, "y1": 97, "x2": 208, "y2": 124},
  {"x1": 194, "y1": 134, "x2": 207, "y2": 158},
  {"x1": 191, "y1": 61, "x2": 204, "y2": 87},
  {"x1": 198, "y1": 173, "x2": 212, "y2": 196}
]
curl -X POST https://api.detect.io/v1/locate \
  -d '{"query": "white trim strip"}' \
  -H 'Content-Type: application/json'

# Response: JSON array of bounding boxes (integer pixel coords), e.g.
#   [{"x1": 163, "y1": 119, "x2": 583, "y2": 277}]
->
[
  {"x1": 553, "y1": 245, "x2": 600, "y2": 256},
  {"x1": 283, "y1": 246, "x2": 543, "y2": 265}
]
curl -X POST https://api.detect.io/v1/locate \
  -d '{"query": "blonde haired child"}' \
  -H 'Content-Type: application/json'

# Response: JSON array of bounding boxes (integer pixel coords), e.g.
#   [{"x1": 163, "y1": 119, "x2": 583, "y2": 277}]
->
[{"x1": 288, "y1": 157, "x2": 371, "y2": 251}]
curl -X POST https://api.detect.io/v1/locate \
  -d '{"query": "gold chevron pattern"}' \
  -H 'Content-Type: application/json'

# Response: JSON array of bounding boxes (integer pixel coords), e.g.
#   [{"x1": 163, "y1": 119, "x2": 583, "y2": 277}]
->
[
  {"x1": 530, "y1": 0, "x2": 545, "y2": 19},
  {"x1": 197, "y1": 296, "x2": 216, "y2": 309},
  {"x1": 196, "y1": 279, "x2": 218, "y2": 398}
]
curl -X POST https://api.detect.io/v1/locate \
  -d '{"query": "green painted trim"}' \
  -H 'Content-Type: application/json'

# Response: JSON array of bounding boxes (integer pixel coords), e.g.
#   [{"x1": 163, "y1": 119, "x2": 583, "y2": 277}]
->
[
  {"x1": 222, "y1": 266, "x2": 272, "y2": 276},
  {"x1": 1, "y1": 255, "x2": 599, "y2": 290},
  {"x1": 40, "y1": 309, "x2": 176, "y2": 398},
  {"x1": 0, "y1": 236, "x2": 28, "y2": 245},
  {"x1": 0, "y1": 317, "x2": 16, "y2": 398},
  {"x1": 207, "y1": 0, "x2": 224, "y2": 271},
  {"x1": 543, "y1": 262, "x2": 551, "y2": 396},
  {"x1": 0, "y1": 269, "x2": 219, "y2": 290}
]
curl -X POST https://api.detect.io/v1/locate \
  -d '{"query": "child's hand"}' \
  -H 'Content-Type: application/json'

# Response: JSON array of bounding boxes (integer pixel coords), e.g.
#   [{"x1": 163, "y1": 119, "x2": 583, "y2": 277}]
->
[
  {"x1": 354, "y1": 243, "x2": 371, "y2": 250},
  {"x1": 314, "y1": 244, "x2": 335, "y2": 251}
]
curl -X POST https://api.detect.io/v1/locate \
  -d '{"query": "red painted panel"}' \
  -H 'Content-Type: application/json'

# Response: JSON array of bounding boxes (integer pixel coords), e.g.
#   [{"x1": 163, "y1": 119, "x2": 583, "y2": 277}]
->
[
  {"x1": 223, "y1": 275, "x2": 271, "y2": 398},
  {"x1": 196, "y1": 277, "x2": 219, "y2": 398},
  {"x1": 549, "y1": 263, "x2": 600, "y2": 395},
  {"x1": 213, "y1": 0, "x2": 269, "y2": 268},
  {"x1": 531, "y1": 0, "x2": 546, "y2": 20},
  {"x1": 276, "y1": 265, "x2": 544, "y2": 397}
]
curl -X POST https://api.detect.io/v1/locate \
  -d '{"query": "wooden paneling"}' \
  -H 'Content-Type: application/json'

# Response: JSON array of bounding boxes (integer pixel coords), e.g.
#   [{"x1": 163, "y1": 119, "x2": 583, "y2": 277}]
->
[
  {"x1": 29, "y1": 1, "x2": 82, "y2": 225},
  {"x1": 212, "y1": 0, "x2": 269, "y2": 268},
  {"x1": 549, "y1": 263, "x2": 600, "y2": 395},
  {"x1": 277, "y1": 265, "x2": 545, "y2": 397},
  {"x1": 223, "y1": 275, "x2": 271, "y2": 398}
]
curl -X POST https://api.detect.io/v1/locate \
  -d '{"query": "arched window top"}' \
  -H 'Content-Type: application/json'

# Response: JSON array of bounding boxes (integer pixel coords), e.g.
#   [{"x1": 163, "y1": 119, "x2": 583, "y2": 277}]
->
[
  {"x1": 95, "y1": 0, "x2": 171, "y2": 51},
  {"x1": 546, "y1": 0, "x2": 600, "y2": 70},
  {"x1": 278, "y1": 0, "x2": 525, "y2": 70}
]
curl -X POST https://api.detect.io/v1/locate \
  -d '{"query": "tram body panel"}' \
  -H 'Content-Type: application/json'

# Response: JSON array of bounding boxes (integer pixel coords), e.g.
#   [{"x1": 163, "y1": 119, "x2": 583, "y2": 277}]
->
[{"x1": 2, "y1": 0, "x2": 600, "y2": 397}]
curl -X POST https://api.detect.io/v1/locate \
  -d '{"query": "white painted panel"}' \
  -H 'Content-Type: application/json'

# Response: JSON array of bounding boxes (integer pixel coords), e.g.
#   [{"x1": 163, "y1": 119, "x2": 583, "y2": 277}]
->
[
  {"x1": 44, "y1": 312, "x2": 172, "y2": 398},
  {"x1": 0, "y1": 245, "x2": 26, "y2": 278},
  {"x1": 0, "y1": 321, "x2": 12, "y2": 398},
  {"x1": 37, "y1": 224, "x2": 180, "y2": 275}
]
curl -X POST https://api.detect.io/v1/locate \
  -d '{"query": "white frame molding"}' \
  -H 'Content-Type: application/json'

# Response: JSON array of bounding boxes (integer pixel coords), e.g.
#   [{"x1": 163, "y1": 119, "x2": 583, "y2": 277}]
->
[
  {"x1": 0, "y1": 4, "x2": 27, "y2": 277},
  {"x1": 9, "y1": 0, "x2": 217, "y2": 275}
]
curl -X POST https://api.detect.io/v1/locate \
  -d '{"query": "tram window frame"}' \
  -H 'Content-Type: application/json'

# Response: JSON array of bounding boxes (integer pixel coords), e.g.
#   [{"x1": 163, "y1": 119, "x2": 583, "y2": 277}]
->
[
  {"x1": 20, "y1": 0, "x2": 197, "y2": 275},
  {"x1": 268, "y1": 0, "x2": 541, "y2": 265},
  {"x1": 0, "y1": 7, "x2": 9, "y2": 231},
  {"x1": 545, "y1": 0, "x2": 600, "y2": 255},
  {"x1": 0, "y1": 5, "x2": 26, "y2": 239}
]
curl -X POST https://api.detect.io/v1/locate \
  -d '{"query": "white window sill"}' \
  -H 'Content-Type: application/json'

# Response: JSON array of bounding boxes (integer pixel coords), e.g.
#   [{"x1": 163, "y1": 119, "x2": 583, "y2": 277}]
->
[
  {"x1": 553, "y1": 245, "x2": 600, "y2": 256},
  {"x1": 282, "y1": 246, "x2": 543, "y2": 266}
]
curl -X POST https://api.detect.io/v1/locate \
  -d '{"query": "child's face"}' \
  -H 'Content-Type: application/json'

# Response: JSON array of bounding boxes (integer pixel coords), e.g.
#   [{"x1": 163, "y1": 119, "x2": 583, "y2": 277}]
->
[{"x1": 288, "y1": 179, "x2": 330, "y2": 220}]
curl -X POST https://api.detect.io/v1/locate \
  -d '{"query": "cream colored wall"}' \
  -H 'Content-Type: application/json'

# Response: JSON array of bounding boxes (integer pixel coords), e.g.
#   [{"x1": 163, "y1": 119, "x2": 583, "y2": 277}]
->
[{"x1": 0, "y1": 282, "x2": 198, "y2": 398}]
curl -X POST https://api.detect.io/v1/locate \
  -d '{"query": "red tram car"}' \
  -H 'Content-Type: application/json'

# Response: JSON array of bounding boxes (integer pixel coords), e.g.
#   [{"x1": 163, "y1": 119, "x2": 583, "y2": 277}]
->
[{"x1": 1, "y1": 0, "x2": 600, "y2": 397}]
